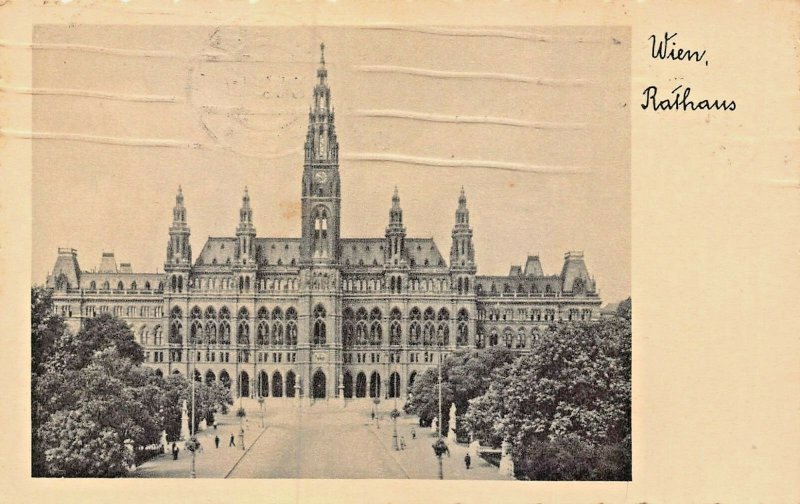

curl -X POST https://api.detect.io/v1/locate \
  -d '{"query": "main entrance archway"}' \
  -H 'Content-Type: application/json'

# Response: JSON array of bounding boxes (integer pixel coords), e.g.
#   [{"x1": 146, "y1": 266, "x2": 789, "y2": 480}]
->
[
  {"x1": 369, "y1": 371, "x2": 381, "y2": 398},
  {"x1": 355, "y1": 372, "x2": 367, "y2": 398},
  {"x1": 343, "y1": 371, "x2": 353, "y2": 398},
  {"x1": 312, "y1": 370, "x2": 326, "y2": 399}
]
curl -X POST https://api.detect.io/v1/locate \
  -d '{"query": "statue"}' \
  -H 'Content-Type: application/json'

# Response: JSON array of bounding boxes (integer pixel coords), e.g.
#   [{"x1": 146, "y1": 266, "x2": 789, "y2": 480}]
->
[
  {"x1": 180, "y1": 400, "x2": 190, "y2": 440},
  {"x1": 431, "y1": 416, "x2": 438, "y2": 434},
  {"x1": 447, "y1": 403, "x2": 458, "y2": 443}
]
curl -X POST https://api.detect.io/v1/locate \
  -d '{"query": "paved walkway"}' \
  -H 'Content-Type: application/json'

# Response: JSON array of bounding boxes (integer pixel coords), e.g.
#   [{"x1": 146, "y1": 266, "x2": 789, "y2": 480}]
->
[{"x1": 133, "y1": 398, "x2": 511, "y2": 480}]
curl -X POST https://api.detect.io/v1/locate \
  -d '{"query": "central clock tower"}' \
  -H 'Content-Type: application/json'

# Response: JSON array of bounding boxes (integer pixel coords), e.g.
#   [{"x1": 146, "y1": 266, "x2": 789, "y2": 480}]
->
[{"x1": 301, "y1": 43, "x2": 340, "y2": 265}]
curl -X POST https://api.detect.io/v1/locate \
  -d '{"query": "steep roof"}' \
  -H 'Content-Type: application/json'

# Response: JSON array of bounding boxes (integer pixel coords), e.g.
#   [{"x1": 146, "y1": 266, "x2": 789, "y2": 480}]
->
[
  {"x1": 195, "y1": 237, "x2": 238, "y2": 266},
  {"x1": 339, "y1": 238, "x2": 385, "y2": 267},
  {"x1": 406, "y1": 238, "x2": 447, "y2": 268},
  {"x1": 523, "y1": 255, "x2": 544, "y2": 276}
]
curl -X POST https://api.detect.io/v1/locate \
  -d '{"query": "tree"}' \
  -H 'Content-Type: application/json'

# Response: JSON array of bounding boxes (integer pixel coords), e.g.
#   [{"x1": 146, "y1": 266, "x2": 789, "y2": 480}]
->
[
  {"x1": 31, "y1": 286, "x2": 67, "y2": 376},
  {"x1": 616, "y1": 297, "x2": 631, "y2": 321},
  {"x1": 31, "y1": 286, "x2": 68, "y2": 476},
  {"x1": 31, "y1": 299, "x2": 168, "y2": 477},
  {"x1": 70, "y1": 313, "x2": 144, "y2": 369},
  {"x1": 403, "y1": 347, "x2": 515, "y2": 435},
  {"x1": 464, "y1": 318, "x2": 631, "y2": 480},
  {"x1": 36, "y1": 348, "x2": 165, "y2": 477}
]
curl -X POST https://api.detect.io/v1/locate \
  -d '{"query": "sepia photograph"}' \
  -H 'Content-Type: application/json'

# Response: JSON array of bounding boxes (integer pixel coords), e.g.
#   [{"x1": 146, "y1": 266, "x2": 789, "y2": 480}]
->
[{"x1": 30, "y1": 25, "x2": 631, "y2": 480}]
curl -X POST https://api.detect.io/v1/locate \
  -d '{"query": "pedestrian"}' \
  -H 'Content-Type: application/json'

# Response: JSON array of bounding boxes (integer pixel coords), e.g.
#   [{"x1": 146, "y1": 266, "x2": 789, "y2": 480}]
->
[
  {"x1": 196, "y1": 440, "x2": 204, "y2": 453},
  {"x1": 215, "y1": 435, "x2": 220, "y2": 449},
  {"x1": 371, "y1": 411, "x2": 375, "y2": 420},
  {"x1": 171, "y1": 442, "x2": 179, "y2": 461},
  {"x1": 411, "y1": 427, "x2": 416, "y2": 440},
  {"x1": 399, "y1": 437, "x2": 406, "y2": 450},
  {"x1": 229, "y1": 433, "x2": 236, "y2": 447},
  {"x1": 213, "y1": 421, "x2": 218, "y2": 430},
  {"x1": 464, "y1": 453, "x2": 471, "y2": 470}
]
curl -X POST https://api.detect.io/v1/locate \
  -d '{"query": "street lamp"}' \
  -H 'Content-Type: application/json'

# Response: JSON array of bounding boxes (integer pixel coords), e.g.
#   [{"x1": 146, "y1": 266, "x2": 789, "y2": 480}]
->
[
  {"x1": 372, "y1": 396, "x2": 381, "y2": 429},
  {"x1": 190, "y1": 332, "x2": 196, "y2": 479},
  {"x1": 432, "y1": 331, "x2": 445, "y2": 480},
  {"x1": 392, "y1": 352, "x2": 399, "y2": 451},
  {"x1": 258, "y1": 396, "x2": 265, "y2": 428}
]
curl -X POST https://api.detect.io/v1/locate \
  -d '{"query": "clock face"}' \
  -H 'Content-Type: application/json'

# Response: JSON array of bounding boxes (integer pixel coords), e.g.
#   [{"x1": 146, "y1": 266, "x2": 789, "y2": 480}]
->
[{"x1": 314, "y1": 171, "x2": 328, "y2": 183}]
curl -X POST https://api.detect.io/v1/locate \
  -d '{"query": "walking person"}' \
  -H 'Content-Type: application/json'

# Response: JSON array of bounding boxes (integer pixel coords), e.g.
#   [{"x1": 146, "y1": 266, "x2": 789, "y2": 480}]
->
[
  {"x1": 229, "y1": 433, "x2": 236, "y2": 447},
  {"x1": 464, "y1": 453, "x2": 471, "y2": 470},
  {"x1": 215, "y1": 435, "x2": 220, "y2": 449},
  {"x1": 411, "y1": 427, "x2": 416, "y2": 440},
  {"x1": 171, "y1": 442, "x2": 179, "y2": 461}
]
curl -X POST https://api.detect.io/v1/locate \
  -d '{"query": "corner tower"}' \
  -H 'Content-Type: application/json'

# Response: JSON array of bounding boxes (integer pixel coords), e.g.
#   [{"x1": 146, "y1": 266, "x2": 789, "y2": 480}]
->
[{"x1": 301, "y1": 42, "x2": 341, "y2": 265}]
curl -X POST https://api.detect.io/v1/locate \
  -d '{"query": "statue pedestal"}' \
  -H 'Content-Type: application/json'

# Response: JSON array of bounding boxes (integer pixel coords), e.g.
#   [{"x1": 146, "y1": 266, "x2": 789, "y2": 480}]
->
[{"x1": 498, "y1": 441, "x2": 515, "y2": 477}]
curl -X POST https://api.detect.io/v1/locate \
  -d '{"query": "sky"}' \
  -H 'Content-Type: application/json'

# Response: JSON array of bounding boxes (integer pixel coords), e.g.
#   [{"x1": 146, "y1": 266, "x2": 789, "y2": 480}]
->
[{"x1": 31, "y1": 25, "x2": 630, "y2": 303}]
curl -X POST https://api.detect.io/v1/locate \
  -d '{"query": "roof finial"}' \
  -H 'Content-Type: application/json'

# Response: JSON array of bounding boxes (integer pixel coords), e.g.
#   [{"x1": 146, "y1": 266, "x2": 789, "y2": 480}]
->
[{"x1": 320, "y1": 42, "x2": 325, "y2": 66}]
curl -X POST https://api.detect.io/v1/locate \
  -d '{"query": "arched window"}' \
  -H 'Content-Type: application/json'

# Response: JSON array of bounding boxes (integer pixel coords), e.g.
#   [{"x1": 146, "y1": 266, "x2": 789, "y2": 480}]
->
[
  {"x1": 238, "y1": 370, "x2": 250, "y2": 398},
  {"x1": 237, "y1": 307, "x2": 250, "y2": 345},
  {"x1": 355, "y1": 307, "x2": 368, "y2": 346},
  {"x1": 475, "y1": 331, "x2": 485, "y2": 349},
  {"x1": 286, "y1": 370, "x2": 297, "y2": 398},
  {"x1": 203, "y1": 306, "x2": 217, "y2": 345},
  {"x1": 286, "y1": 307, "x2": 298, "y2": 346},
  {"x1": 408, "y1": 371, "x2": 417, "y2": 390},
  {"x1": 117, "y1": 281, "x2": 124, "y2": 291},
  {"x1": 409, "y1": 307, "x2": 421, "y2": 346},
  {"x1": 437, "y1": 308, "x2": 450, "y2": 346},
  {"x1": 457, "y1": 309, "x2": 469, "y2": 346},
  {"x1": 389, "y1": 308, "x2": 402, "y2": 346},
  {"x1": 169, "y1": 306, "x2": 182, "y2": 344},
  {"x1": 503, "y1": 327, "x2": 514, "y2": 348},
  {"x1": 219, "y1": 370, "x2": 231, "y2": 390},
  {"x1": 272, "y1": 371, "x2": 283, "y2": 397},
  {"x1": 271, "y1": 307, "x2": 284, "y2": 345},
  {"x1": 205, "y1": 370, "x2": 216, "y2": 385},
  {"x1": 369, "y1": 307, "x2": 382, "y2": 346},
  {"x1": 516, "y1": 328, "x2": 527, "y2": 349},
  {"x1": 343, "y1": 371, "x2": 354, "y2": 398},
  {"x1": 369, "y1": 372, "x2": 381, "y2": 398},
  {"x1": 342, "y1": 308, "x2": 355, "y2": 348},
  {"x1": 355, "y1": 372, "x2": 367, "y2": 398},
  {"x1": 139, "y1": 326, "x2": 149, "y2": 346},
  {"x1": 423, "y1": 307, "x2": 436, "y2": 346},
  {"x1": 153, "y1": 326, "x2": 163, "y2": 345},
  {"x1": 256, "y1": 307, "x2": 269, "y2": 346},
  {"x1": 389, "y1": 372, "x2": 401, "y2": 398},
  {"x1": 489, "y1": 328, "x2": 499, "y2": 347},
  {"x1": 313, "y1": 304, "x2": 327, "y2": 345},
  {"x1": 103, "y1": 280, "x2": 110, "y2": 290},
  {"x1": 89, "y1": 280, "x2": 97, "y2": 290},
  {"x1": 258, "y1": 371, "x2": 268, "y2": 397}
]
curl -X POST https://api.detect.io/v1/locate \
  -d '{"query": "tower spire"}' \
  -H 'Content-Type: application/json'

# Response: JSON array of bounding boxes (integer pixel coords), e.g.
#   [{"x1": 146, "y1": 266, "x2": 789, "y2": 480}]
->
[{"x1": 450, "y1": 187, "x2": 475, "y2": 270}]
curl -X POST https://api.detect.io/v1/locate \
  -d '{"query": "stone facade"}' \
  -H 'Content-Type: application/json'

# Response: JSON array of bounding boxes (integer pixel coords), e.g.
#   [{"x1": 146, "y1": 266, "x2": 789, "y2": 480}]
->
[{"x1": 45, "y1": 44, "x2": 601, "y2": 401}]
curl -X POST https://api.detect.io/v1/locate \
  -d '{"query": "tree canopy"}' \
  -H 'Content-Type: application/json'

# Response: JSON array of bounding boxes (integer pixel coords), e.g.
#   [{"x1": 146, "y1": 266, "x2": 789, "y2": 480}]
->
[
  {"x1": 30, "y1": 288, "x2": 183, "y2": 477},
  {"x1": 463, "y1": 318, "x2": 631, "y2": 480}
]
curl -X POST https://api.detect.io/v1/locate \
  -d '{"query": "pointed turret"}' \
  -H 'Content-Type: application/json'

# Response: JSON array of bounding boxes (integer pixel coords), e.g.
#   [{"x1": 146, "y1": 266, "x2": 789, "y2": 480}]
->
[
  {"x1": 304, "y1": 42, "x2": 338, "y2": 164},
  {"x1": 165, "y1": 186, "x2": 191, "y2": 293},
  {"x1": 236, "y1": 187, "x2": 257, "y2": 264},
  {"x1": 450, "y1": 187, "x2": 476, "y2": 295},
  {"x1": 385, "y1": 187, "x2": 407, "y2": 265},
  {"x1": 166, "y1": 186, "x2": 191, "y2": 265},
  {"x1": 450, "y1": 187, "x2": 475, "y2": 268}
]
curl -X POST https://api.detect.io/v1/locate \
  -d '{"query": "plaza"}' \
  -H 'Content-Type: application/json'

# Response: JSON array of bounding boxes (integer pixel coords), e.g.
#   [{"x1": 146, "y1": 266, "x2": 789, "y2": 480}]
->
[{"x1": 134, "y1": 399, "x2": 510, "y2": 480}]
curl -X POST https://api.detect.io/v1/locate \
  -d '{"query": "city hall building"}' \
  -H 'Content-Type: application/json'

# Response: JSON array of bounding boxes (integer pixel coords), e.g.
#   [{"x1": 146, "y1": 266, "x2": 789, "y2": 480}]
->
[{"x1": 45, "y1": 45, "x2": 602, "y2": 402}]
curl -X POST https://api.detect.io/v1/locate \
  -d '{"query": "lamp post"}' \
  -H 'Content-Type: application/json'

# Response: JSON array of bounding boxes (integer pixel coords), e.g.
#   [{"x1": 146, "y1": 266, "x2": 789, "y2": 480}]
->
[
  {"x1": 190, "y1": 334, "x2": 196, "y2": 479},
  {"x1": 373, "y1": 396, "x2": 381, "y2": 429},
  {"x1": 392, "y1": 353, "x2": 399, "y2": 451},
  {"x1": 238, "y1": 356, "x2": 245, "y2": 451},
  {"x1": 258, "y1": 396, "x2": 265, "y2": 428},
  {"x1": 433, "y1": 334, "x2": 444, "y2": 480}
]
